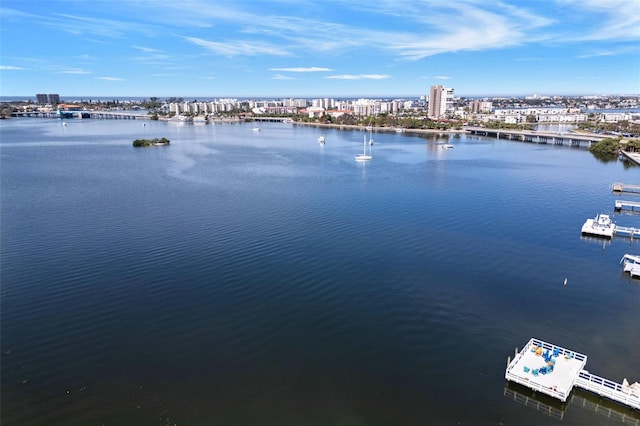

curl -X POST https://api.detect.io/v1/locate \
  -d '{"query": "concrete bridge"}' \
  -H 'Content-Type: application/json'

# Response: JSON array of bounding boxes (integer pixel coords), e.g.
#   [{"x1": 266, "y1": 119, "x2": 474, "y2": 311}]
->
[
  {"x1": 251, "y1": 116, "x2": 293, "y2": 122},
  {"x1": 465, "y1": 126, "x2": 608, "y2": 148}
]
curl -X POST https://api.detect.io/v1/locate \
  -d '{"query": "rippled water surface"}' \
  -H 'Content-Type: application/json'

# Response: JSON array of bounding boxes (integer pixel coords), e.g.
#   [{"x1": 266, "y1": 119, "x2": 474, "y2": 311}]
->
[{"x1": 2, "y1": 118, "x2": 639, "y2": 425}]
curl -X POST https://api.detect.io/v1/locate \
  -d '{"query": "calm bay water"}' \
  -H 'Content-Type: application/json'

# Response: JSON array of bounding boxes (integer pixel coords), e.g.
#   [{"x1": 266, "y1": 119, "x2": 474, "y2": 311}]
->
[{"x1": 1, "y1": 118, "x2": 639, "y2": 425}]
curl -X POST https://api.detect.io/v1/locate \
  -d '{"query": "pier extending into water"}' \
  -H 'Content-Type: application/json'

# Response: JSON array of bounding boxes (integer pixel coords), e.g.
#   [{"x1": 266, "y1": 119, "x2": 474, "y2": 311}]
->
[
  {"x1": 506, "y1": 338, "x2": 640, "y2": 410},
  {"x1": 613, "y1": 183, "x2": 640, "y2": 194},
  {"x1": 620, "y1": 151, "x2": 640, "y2": 166},
  {"x1": 615, "y1": 200, "x2": 640, "y2": 212},
  {"x1": 615, "y1": 225, "x2": 640, "y2": 239}
]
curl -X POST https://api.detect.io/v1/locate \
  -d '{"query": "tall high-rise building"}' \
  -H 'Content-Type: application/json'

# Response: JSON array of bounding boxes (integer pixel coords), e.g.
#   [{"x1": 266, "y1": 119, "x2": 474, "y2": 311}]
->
[
  {"x1": 428, "y1": 85, "x2": 454, "y2": 118},
  {"x1": 36, "y1": 94, "x2": 48, "y2": 104},
  {"x1": 48, "y1": 94, "x2": 60, "y2": 105}
]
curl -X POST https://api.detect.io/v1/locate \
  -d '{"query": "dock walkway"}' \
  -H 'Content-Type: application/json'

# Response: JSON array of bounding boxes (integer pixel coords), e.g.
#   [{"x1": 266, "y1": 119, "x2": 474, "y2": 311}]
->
[
  {"x1": 613, "y1": 183, "x2": 640, "y2": 194},
  {"x1": 615, "y1": 200, "x2": 640, "y2": 211},
  {"x1": 506, "y1": 338, "x2": 640, "y2": 410},
  {"x1": 575, "y1": 371, "x2": 640, "y2": 410},
  {"x1": 620, "y1": 151, "x2": 640, "y2": 166},
  {"x1": 615, "y1": 225, "x2": 640, "y2": 239}
]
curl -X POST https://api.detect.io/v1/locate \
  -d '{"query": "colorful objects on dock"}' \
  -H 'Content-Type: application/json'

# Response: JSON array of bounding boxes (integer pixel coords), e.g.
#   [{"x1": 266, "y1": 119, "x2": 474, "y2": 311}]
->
[{"x1": 505, "y1": 338, "x2": 640, "y2": 410}]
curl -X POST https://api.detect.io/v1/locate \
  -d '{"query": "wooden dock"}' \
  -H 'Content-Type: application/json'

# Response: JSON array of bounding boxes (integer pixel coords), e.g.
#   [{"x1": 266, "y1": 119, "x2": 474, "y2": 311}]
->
[
  {"x1": 620, "y1": 150, "x2": 640, "y2": 166},
  {"x1": 505, "y1": 338, "x2": 640, "y2": 410},
  {"x1": 612, "y1": 182, "x2": 640, "y2": 194}
]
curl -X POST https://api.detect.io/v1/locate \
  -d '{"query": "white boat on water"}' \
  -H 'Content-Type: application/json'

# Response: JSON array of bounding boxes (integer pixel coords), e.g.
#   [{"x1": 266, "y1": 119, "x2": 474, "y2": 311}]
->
[
  {"x1": 581, "y1": 213, "x2": 615, "y2": 238},
  {"x1": 620, "y1": 254, "x2": 640, "y2": 277},
  {"x1": 355, "y1": 133, "x2": 372, "y2": 161},
  {"x1": 252, "y1": 126, "x2": 261, "y2": 132},
  {"x1": 441, "y1": 144, "x2": 454, "y2": 149},
  {"x1": 169, "y1": 115, "x2": 193, "y2": 123},
  {"x1": 318, "y1": 135, "x2": 325, "y2": 144},
  {"x1": 395, "y1": 127, "x2": 404, "y2": 133}
]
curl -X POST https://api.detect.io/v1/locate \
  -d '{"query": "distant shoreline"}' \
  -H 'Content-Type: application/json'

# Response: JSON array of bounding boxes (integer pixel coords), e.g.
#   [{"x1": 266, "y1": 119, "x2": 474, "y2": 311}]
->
[{"x1": 290, "y1": 121, "x2": 466, "y2": 134}]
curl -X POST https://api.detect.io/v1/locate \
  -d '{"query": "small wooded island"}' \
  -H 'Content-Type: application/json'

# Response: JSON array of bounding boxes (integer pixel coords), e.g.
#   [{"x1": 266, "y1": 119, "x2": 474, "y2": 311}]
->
[{"x1": 132, "y1": 137, "x2": 170, "y2": 147}]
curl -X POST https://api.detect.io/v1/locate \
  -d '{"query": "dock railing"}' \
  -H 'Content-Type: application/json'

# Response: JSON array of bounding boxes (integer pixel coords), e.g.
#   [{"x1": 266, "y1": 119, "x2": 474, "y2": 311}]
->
[
  {"x1": 505, "y1": 338, "x2": 587, "y2": 402},
  {"x1": 575, "y1": 371, "x2": 640, "y2": 410}
]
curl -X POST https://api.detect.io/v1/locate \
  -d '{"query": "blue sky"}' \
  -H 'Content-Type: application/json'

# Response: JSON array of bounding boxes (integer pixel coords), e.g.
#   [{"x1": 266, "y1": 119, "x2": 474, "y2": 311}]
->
[{"x1": 1, "y1": 0, "x2": 639, "y2": 98}]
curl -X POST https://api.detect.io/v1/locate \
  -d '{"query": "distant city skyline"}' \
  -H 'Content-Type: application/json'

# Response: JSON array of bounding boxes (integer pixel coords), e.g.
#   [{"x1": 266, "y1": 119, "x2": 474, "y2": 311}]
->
[{"x1": 1, "y1": 0, "x2": 639, "y2": 98}]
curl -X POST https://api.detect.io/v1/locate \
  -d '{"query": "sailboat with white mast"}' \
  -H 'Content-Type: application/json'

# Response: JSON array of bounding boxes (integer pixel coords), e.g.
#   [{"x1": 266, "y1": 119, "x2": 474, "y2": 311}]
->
[{"x1": 354, "y1": 133, "x2": 372, "y2": 161}]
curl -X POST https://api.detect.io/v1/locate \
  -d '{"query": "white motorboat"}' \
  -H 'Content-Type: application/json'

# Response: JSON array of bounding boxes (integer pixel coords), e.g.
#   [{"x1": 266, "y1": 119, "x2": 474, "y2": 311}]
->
[
  {"x1": 441, "y1": 144, "x2": 454, "y2": 149},
  {"x1": 581, "y1": 213, "x2": 615, "y2": 238},
  {"x1": 252, "y1": 126, "x2": 261, "y2": 132},
  {"x1": 169, "y1": 114, "x2": 193, "y2": 123},
  {"x1": 355, "y1": 134, "x2": 372, "y2": 161},
  {"x1": 318, "y1": 135, "x2": 325, "y2": 144}
]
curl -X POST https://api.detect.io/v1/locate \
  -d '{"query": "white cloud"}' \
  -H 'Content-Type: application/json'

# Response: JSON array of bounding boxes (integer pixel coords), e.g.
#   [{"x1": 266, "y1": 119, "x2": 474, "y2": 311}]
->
[
  {"x1": 577, "y1": 51, "x2": 616, "y2": 59},
  {"x1": 59, "y1": 69, "x2": 90, "y2": 74},
  {"x1": 557, "y1": 0, "x2": 640, "y2": 41},
  {"x1": 272, "y1": 74, "x2": 295, "y2": 80},
  {"x1": 0, "y1": 65, "x2": 27, "y2": 70},
  {"x1": 133, "y1": 45, "x2": 162, "y2": 53},
  {"x1": 97, "y1": 76, "x2": 124, "y2": 81},
  {"x1": 435, "y1": 75, "x2": 451, "y2": 80},
  {"x1": 185, "y1": 36, "x2": 290, "y2": 56},
  {"x1": 326, "y1": 74, "x2": 390, "y2": 80},
  {"x1": 269, "y1": 67, "x2": 332, "y2": 72}
]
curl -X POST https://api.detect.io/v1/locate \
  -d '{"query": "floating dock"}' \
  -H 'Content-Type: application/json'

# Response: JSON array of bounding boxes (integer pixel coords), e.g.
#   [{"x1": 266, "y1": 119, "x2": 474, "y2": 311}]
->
[
  {"x1": 505, "y1": 338, "x2": 640, "y2": 410},
  {"x1": 612, "y1": 183, "x2": 640, "y2": 194},
  {"x1": 615, "y1": 200, "x2": 640, "y2": 211},
  {"x1": 621, "y1": 254, "x2": 640, "y2": 278}
]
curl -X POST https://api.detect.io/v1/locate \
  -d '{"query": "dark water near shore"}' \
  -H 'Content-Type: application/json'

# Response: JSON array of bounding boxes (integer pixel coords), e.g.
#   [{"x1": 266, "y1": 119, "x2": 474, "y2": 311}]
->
[{"x1": 1, "y1": 118, "x2": 639, "y2": 425}]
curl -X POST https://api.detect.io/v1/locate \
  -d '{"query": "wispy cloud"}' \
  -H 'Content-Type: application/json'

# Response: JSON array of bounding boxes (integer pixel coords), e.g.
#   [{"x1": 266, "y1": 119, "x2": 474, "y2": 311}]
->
[
  {"x1": 435, "y1": 75, "x2": 451, "y2": 80},
  {"x1": 557, "y1": 0, "x2": 640, "y2": 41},
  {"x1": 272, "y1": 74, "x2": 294, "y2": 80},
  {"x1": 381, "y1": 2, "x2": 552, "y2": 60},
  {"x1": 59, "y1": 69, "x2": 91, "y2": 74},
  {"x1": 97, "y1": 76, "x2": 124, "y2": 81},
  {"x1": 49, "y1": 13, "x2": 154, "y2": 38},
  {"x1": 184, "y1": 36, "x2": 290, "y2": 56},
  {"x1": 133, "y1": 46, "x2": 162, "y2": 53},
  {"x1": 577, "y1": 51, "x2": 617, "y2": 59},
  {"x1": 326, "y1": 74, "x2": 390, "y2": 80},
  {"x1": 269, "y1": 67, "x2": 332, "y2": 72},
  {"x1": 0, "y1": 65, "x2": 27, "y2": 70}
]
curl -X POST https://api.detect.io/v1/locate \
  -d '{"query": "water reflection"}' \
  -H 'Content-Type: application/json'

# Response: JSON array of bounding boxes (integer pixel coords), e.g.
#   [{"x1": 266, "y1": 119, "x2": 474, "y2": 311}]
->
[{"x1": 504, "y1": 383, "x2": 640, "y2": 425}]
